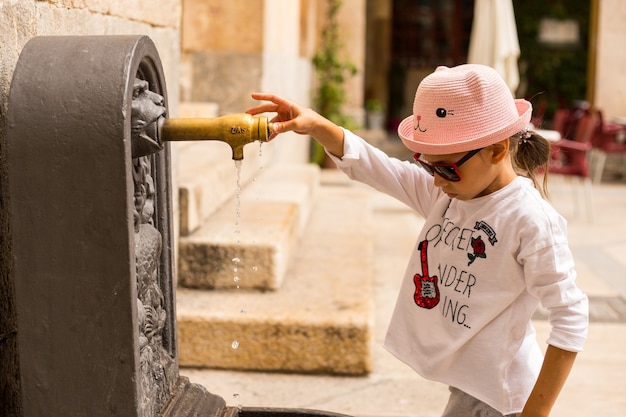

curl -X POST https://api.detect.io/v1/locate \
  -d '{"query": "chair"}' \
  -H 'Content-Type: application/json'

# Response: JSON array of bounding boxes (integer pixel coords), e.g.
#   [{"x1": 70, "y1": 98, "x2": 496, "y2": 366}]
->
[
  {"x1": 590, "y1": 110, "x2": 626, "y2": 183},
  {"x1": 551, "y1": 108, "x2": 570, "y2": 137},
  {"x1": 548, "y1": 113, "x2": 598, "y2": 221}
]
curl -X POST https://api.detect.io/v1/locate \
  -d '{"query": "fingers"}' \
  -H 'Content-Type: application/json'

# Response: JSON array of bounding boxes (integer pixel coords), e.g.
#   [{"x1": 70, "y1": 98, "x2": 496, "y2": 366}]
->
[
  {"x1": 265, "y1": 116, "x2": 279, "y2": 140},
  {"x1": 248, "y1": 93, "x2": 294, "y2": 110},
  {"x1": 249, "y1": 93, "x2": 281, "y2": 109},
  {"x1": 245, "y1": 102, "x2": 277, "y2": 115},
  {"x1": 247, "y1": 93, "x2": 303, "y2": 138},
  {"x1": 251, "y1": 92, "x2": 283, "y2": 103},
  {"x1": 246, "y1": 93, "x2": 282, "y2": 116},
  {"x1": 273, "y1": 118, "x2": 305, "y2": 136}
]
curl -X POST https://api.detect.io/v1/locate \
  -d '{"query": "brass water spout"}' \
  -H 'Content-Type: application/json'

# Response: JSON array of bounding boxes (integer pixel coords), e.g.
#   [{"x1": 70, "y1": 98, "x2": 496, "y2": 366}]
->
[{"x1": 159, "y1": 113, "x2": 272, "y2": 160}]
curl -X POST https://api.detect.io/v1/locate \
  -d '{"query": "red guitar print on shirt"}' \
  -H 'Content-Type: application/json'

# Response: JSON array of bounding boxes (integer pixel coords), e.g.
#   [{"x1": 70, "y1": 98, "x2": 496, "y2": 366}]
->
[{"x1": 413, "y1": 240, "x2": 440, "y2": 309}]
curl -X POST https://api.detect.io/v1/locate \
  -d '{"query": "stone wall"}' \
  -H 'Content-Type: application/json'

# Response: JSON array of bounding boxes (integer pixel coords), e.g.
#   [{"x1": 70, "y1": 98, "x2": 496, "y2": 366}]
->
[
  {"x1": 0, "y1": 1, "x2": 180, "y2": 415},
  {"x1": 180, "y1": 0, "x2": 312, "y2": 165},
  {"x1": 180, "y1": 0, "x2": 265, "y2": 113},
  {"x1": 180, "y1": 0, "x2": 367, "y2": 165}
]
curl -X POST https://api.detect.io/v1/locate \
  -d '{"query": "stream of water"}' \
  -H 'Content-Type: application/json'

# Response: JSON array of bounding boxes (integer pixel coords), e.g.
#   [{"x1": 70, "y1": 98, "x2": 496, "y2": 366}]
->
[{"x1": 229, "y1": 144, "x2": 265, "y2": 407}]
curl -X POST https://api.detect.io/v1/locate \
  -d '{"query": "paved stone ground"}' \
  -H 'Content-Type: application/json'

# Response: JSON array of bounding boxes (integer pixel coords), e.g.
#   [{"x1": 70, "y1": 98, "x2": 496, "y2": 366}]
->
[
  {"x1": 533, "y1": 295, "x2": 626, "y2": 322},
  {"x1": 182, "y1": 139, "x2": 626, "y2": 417}
]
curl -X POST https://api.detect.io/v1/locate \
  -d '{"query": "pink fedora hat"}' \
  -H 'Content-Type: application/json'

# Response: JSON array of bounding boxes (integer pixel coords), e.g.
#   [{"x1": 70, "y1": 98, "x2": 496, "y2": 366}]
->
[{"x1": 397, "y1": 64, "x2": 532, "y2": 155}]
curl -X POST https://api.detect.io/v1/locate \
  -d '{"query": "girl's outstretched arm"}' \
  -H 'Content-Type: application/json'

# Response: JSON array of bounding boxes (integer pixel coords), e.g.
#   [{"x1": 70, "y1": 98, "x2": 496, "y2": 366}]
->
[{"x1": 246, "y1": 93, "x2": 345, "y2": 158}]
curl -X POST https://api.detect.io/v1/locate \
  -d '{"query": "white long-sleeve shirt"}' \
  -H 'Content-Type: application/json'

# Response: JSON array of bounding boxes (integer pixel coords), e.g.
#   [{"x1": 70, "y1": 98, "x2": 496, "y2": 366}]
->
[{"x1": 329, "y1": 130, "x2": 588, "y2": 415}]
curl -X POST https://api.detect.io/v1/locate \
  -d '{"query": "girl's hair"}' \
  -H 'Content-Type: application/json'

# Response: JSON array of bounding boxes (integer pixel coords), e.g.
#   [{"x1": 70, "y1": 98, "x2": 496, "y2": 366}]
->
[{"x1": 509, "y1": 130, "x2": 551, "y2": 198}]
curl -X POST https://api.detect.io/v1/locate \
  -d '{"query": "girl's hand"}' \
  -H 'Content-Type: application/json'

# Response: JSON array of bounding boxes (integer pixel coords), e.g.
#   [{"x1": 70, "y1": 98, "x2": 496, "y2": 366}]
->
[
  {"x1": 245, "y1": 93, "x2": 319, "y2": 138},
  {"x1": 246, "y1": 93, "x2": 345, "y2": 158}
]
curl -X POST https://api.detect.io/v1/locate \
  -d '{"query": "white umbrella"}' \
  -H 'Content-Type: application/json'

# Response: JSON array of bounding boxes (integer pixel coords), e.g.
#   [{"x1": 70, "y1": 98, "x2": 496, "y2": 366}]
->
[{"x1": 468, "y1": 0, "x2": 521, "y2": 93}]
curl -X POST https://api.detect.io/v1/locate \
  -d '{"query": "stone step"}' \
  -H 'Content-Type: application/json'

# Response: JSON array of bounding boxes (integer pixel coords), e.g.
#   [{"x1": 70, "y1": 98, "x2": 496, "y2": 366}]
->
[
  {"x1": 176, "y1": 185, "x2": 374, "y2": 375},
  {"x1": 176, "y1": 101, "x2": 283, "y2": 237},
  {"x1": 178, "y1": 164, "x2": 320, "y2": 290},
  {"x1": 176, "y1": 139, "x2": 263, "y2": 237}
]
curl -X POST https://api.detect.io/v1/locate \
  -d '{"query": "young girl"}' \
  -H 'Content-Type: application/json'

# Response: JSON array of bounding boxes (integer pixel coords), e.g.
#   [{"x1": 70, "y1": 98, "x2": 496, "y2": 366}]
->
[{"x1": 246, "y1": 64, "x2": 588, "y2": 417}]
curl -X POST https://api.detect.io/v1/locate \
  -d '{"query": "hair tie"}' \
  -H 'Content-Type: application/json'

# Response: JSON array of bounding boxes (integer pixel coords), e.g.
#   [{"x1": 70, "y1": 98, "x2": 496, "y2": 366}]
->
[{"x1": 519, "y1": 129, "x2": 531, "y2": 145}]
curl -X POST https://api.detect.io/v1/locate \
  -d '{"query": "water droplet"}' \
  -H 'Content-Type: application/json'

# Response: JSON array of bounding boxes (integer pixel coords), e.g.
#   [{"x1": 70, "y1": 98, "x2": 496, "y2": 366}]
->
[
  {"x1": 252, "y1": 266, "x2": 258, "y2": 272},
  {"x1": 232, "y1": 257, "x2": 241, "y2": 264},
  {"x1": 231, "y1": 340, "x2": 239, "y2": 349},
  {"x1": 233, "y1": 276, "x2": 240, "y2": 283},
  {"x1": 233, "y1": 393, "x2": 240, "y2": 399},
  {"x1": 240, "y1": 309, "x2": 247, "y2": 315}
]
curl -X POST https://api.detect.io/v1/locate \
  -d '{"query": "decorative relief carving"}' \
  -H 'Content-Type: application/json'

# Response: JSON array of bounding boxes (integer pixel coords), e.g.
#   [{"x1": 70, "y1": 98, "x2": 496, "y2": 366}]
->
[
  {"x1": 131, "y1": 77, "x2": 176, "y2": 416},
  {"x1": 131, "y1": 78, "x2": 166, "y2": 159}
]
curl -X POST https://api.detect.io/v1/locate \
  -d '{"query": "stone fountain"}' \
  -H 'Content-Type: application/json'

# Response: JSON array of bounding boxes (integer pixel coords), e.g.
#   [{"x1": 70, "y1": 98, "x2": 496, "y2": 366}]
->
[{"x1": 6, "y1": 35, "x2": 349, "y2": 417}]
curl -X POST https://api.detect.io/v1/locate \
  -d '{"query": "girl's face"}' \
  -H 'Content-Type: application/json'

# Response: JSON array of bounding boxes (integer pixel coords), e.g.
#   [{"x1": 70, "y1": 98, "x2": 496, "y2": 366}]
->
[{"x1": 420, "y1": 145, "x2": 514, "y2": 200}]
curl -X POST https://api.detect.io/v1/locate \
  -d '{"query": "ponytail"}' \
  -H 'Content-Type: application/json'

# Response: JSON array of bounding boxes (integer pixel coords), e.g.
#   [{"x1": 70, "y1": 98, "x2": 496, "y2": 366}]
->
[{"x1": 510, "y1": 130, "x2": 551, "y2": 198}]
